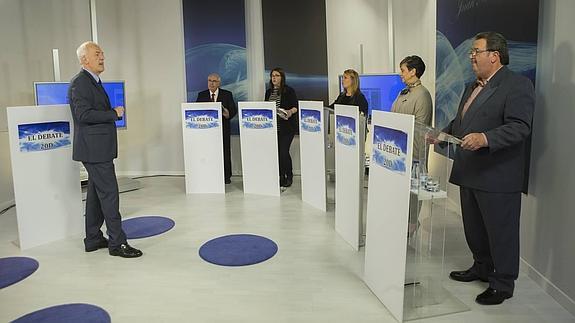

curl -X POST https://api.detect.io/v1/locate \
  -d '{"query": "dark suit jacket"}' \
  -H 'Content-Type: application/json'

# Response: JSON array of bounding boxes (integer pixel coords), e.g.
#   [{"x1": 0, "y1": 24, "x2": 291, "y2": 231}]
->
[
  {"x1": 196, "y1": 88, "x2": 237, "y2": 133},
  {"x1": 68, "y1": 69, "x2": 119, "y2": 163},
  {"x1": 329, "y1": 91, "x2": 369, "y2": 116},
  {"x1": 265, "y1": 85, "x2": 299, "y2": 134},
  {"x1": 443, "y1": 67, "x2": 534, "y2": 193}
]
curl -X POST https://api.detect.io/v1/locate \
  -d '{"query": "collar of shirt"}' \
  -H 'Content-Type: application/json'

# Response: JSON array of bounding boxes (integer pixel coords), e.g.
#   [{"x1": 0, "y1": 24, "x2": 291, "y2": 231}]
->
[
  {"x1": 400, "y1": 80, "x2": 422, "y2": 95},
  {"x1": 477, "y1": 65, "x2": 503, "y2": 87},
  {"x1": 210, "y1": 88, "x2": 219, "y2": 99},
  {"x1": 407, "y1": 80, "x2": 422, "y2": 88},
  {"x1": 83, "y1": 67, "x2": 100, "y2": 83}
]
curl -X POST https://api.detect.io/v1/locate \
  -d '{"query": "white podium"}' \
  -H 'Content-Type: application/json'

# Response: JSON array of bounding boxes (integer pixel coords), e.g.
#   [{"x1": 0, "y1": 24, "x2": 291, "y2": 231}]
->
[
  {"x1": 298, "y1": 101, "x2": 327, "y2": 211},
  {"x1": 7, "y1": 105, "x2": 83, "y2": 250},
  {"x1": 238, "y1": 102, "x2": 280, "y2": 196},
  {"x1": 363, "y1": 111, "x2": 414, "y2": 322},
  {"x1": 181, "y1": 102, "x2": 225, "y2": 194},
  {"x1": 334, "y1": 104, "x2": 365, "y2": 251}
]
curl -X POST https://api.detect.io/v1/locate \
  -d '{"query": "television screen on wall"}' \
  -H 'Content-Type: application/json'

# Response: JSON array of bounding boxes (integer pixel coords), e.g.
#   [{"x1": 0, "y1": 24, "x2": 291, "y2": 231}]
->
[
  {"x1": 34, "y1": 81, "x2": 126, "y2": 128},
  {"x1": 338, "y1": 74, "x2": 404, "y2": 117}
]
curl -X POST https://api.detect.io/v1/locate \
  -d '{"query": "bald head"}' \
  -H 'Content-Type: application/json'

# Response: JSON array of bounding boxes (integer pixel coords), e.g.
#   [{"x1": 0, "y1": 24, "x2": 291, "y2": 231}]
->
[{"x1": 76, "y1": 41, "x2": 105, "y2": 75}]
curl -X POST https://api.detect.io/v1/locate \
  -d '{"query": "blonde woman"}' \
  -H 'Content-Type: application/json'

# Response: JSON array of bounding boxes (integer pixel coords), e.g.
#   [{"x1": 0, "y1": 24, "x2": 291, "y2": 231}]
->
[{"x1": 330, "y1": 69, "x2": 368, "y2": 115}]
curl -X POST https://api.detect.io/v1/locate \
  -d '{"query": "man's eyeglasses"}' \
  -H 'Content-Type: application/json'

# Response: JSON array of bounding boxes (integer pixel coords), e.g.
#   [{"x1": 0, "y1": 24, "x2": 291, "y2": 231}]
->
[{"x1": 469, "y1": 48, "x2": 494, "y2": 57}]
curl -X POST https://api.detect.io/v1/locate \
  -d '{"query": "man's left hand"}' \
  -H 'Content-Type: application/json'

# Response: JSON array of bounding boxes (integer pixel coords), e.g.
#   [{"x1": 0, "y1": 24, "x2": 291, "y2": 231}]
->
[
  {"x1": 461, "y1": 133, "x2": 488, "y2": 151},
  {"x1": 222, "y1": 108, "x2": 230, "y2": 119}
]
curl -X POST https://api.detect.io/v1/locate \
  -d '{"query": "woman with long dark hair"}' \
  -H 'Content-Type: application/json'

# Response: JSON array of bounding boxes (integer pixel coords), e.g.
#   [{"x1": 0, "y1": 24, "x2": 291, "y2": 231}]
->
[{"x1": 265, "y1": 68, "x2": 298, "y2": 187}]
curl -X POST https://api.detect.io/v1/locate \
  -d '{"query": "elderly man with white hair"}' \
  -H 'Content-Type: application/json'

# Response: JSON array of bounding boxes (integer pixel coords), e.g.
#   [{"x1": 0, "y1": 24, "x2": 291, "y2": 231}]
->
[
  {"x1": 196, "y1": 73, "x2": 237, "y2": 184},
  {"x1": 68, "y1": 41, "x2": 142, "y2": 258}
]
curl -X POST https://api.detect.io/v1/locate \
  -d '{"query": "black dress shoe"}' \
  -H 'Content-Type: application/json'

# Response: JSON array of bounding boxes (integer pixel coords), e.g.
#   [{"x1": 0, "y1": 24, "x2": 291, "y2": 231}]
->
[
  {"x1": 109, "y1": 244, "x2": 143, "y2": 258},
  {"x1": 449, "y1": 269, "x2": 488, "y2": 282},
  {"x1": 284, "y1": 177, "x2": 293, "y2": 187},
  {"x1": 476, "y1": 287, "x2": 512, "y2": 305},
  {"x1": 279, "y1": 176, "x2": 287, "y2": 187},
  {"x1": 85, "y1": 239, "x2": 108, "y2": 252},
  {"x1": 225, "y1": 178, "x2": 231, "y2": 184}
]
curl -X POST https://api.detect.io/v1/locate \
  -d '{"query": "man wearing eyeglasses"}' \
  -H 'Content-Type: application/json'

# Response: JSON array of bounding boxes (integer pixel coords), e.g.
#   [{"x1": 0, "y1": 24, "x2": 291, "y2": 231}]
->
[
  {"x1": 196, "y1": 73, "x2": 237, "y2": 184},
  {"x1": 442, "y1": 32, "x2": 534, "y2": 305}
]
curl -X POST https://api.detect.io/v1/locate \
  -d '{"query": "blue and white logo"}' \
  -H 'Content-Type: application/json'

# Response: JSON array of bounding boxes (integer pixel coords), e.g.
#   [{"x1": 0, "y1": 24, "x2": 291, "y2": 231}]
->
[
  {"x1": 336, "y1": 115, "x2": 356, "y2": 146},
  {"x1": 18, "y1": 121, "x2": 71, "y2": 153},
  {"x1": 372, "y1": 125, "x2": 408, "y2": 175},
  {"x1": 185, "y1": 110, "x2": 219, "y2": 129},
  {"x1": 241, "y1": 109, "x2": 274, "y2": 129},
  {"x1": 300, "y1": 109, "x2": 321, "y2": 133}
]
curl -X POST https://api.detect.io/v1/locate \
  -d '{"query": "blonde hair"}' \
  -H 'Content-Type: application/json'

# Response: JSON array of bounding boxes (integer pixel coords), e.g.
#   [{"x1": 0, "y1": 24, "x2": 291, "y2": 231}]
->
[
  {"x1": 76, "y1": 41, "x2": 100, "y2": 64},
  {"x1": 343, "y1": 69, "x2": 360, "y2": 96}
]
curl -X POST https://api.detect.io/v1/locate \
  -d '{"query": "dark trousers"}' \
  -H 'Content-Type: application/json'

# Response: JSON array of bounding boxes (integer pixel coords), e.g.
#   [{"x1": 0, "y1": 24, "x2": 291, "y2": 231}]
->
[
  {"x1": 83, "y1": 161, "x2": 127, "y2": 249},
  {"x1": 460, "y1": 187, "x2": 521, "y2": 293},
  {"x1": 223, "y1": 127, "x2": 232, "y2": 181},
  {"x1": 277, "y1": 130, "x2": 295, "y2": 179}
]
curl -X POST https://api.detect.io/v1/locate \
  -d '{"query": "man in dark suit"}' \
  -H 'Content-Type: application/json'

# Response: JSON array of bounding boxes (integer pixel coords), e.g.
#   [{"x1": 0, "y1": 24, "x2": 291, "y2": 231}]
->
[
  {"x1": 442, "y1": 32, "x2": 534, "y2": 305},
  {"x1": 196, "y1": 73, "x2": 237, "y2": 184},
  {"x1": 68, "y1": 41, "x2": 142, "y2": 258}
]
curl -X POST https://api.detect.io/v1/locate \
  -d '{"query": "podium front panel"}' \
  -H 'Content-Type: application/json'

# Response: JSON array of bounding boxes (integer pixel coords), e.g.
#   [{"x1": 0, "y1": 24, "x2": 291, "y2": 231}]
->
[
  {"x1": 299, "y1": 101, "x2": 326, "y2": 211},
  {"x1": 7, "y1": 105, "x2": 83, "y2": 250},
  {"x1": 238, "y1": 102, "x2": 280, "y2": 196},
  {"x1": 334, "y1": 104, "x2": 364, "y2": 251},
  {"x1": 364, "y1": 110, "x2": 414, "y2": 322},
  {"x1": 181, "y1": 102, "x2": 225, "y2": 194}
]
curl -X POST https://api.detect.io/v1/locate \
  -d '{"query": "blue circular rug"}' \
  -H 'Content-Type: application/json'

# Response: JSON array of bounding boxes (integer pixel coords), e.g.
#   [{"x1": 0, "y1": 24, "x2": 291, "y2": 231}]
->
[
  {"x1": 0, "y1": 257, "x2": 39, "y2": 289},
  {"x1": 12, "y1": 303, "x2": 110, "y2": 323},
  {"x1": 122, "y1": 216, "x2": 175, "y2": 239},
  {"x1": 199, "y1": 234, "x2": 278, "y2": 266}
]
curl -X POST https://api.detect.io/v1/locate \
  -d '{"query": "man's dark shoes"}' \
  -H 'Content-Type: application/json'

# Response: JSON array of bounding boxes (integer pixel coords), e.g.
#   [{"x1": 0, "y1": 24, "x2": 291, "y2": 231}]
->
[
  {"x1": 109, "y1": 244, "x2": 143, "y2": 258},
  {"x1": 284, "y1": 176, "x2": 293, "y2": 187},
  {"x1": 449, "y1": 269, "x2": 488, "y2": 282},
  {"x1": 476, "y1": 287, "x2": 512, "y2": 305},
  {"x1": 85, "y1": 239, "x2": 108, "y2": 252},
  {"x1": 225, "y1": 178, "x2": 231, "y2": 184}
]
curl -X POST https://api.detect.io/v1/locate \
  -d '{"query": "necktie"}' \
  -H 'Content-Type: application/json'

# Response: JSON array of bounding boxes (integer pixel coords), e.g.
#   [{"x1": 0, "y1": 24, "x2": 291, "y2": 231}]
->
[
  {"x1": 461, "y1": 81, "x2": 485, "y2": 118},
  {"x1": 211, "y1": 93, "x2": 216, "y2": 102}
]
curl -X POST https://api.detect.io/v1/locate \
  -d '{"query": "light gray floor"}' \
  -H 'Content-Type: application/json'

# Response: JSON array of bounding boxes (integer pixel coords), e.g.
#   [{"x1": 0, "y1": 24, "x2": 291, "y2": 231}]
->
[{"x1": 0, "y1": 176, "x2": 573, "y2": 323}]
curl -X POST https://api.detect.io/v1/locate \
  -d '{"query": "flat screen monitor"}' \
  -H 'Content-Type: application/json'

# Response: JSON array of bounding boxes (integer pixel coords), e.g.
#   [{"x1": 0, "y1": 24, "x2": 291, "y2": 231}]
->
[
  {"x1": 34, "y1": 81, "x2": 126, "y2": 128},
  {"x1": 338, "y1": 74, "x2": 404, "y2": 116}
]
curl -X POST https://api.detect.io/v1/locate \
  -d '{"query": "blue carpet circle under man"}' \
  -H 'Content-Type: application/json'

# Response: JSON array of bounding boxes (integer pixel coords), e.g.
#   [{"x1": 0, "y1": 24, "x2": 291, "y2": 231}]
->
[
  {"x1": 122, "y1": 216, "x2": 175, "y2": 239},
  {"x1": 69, "y1": 41, "x2": 142, "y2": 258},
  {"x1": 0, "y1": 257, "x2": 39, "y2": 289}
]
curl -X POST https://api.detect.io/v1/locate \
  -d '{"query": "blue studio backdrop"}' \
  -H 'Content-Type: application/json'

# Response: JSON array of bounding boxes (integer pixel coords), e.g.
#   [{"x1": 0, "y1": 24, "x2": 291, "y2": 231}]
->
[{"x1": 182, "y1": 0, "x2": 247, "y2": 135}]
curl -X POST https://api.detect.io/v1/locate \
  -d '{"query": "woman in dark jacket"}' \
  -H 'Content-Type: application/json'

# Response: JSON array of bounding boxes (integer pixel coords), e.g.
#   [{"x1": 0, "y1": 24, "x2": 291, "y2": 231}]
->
[
  {"x1": 330, "y1": 69, "x2": 368, "y2": 116},
  {"x1": 265, "y1": 67, "x2": 298, "y2": 187}
]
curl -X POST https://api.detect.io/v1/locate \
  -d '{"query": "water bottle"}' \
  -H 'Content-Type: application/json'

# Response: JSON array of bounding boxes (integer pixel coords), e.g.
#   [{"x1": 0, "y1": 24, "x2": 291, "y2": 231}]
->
[
  {"x1": 419, "y1": 162, "x2": 428, "y2": 188},
  {"x1": 411, "y1": 162, "x2": 420, "y2": 190}
]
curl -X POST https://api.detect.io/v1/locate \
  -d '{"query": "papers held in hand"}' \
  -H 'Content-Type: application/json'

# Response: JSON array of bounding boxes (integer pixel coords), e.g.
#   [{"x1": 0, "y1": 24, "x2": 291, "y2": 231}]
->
[
  {"x1": 276, "y1": 108, "x2": 289, "y2": 120},
  {"x1": 434, "y1": 132, "x2": 462, "y2": 145},
  {"x1": 415, "y1": 121, "x2": 463, "y2": 145}
]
